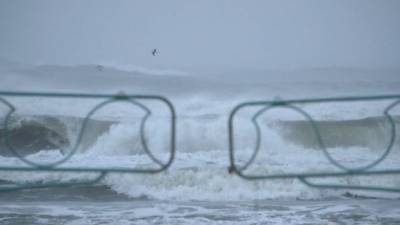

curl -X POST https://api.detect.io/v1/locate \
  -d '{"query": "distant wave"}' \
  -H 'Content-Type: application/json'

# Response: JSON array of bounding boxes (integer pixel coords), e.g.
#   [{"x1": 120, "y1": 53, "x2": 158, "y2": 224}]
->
[
  {"x1": 33, "y1": 63, "x2": 188, "y2": 76},
  {"x1": 101, "y1": 63, "x2": 189, "y2": 76}
]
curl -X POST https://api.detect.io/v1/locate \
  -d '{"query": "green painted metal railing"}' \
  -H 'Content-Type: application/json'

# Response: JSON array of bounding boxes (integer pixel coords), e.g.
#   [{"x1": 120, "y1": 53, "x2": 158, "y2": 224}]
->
[
  {"x1": 228, "y1": 94, "x2": 400, "y2": 192},
  {"x1": 0, "y1": 91, "x2": 399, "y2": 193},
  {"x1": 0, "y1": 91, "x2": 176, "y2": 191}
]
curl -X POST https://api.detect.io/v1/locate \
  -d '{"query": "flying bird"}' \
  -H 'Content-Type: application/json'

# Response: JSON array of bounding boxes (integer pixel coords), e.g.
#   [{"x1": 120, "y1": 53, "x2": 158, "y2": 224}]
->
[{"x1": 152, "y1": 48, "x2": 157, "y2": 56}]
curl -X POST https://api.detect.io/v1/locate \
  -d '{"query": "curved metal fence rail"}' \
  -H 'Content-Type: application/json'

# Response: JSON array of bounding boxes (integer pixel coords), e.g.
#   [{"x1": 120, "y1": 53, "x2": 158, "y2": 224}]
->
[
  {"x1": 228, "y1": 94, "x2": 400, "y2": 193},
  {"x1": 1, "y1": 91, "x2": 399, "y2": 193},
  {"x1": 0, "y1": 91, "x2": 176, "y2": 191}
]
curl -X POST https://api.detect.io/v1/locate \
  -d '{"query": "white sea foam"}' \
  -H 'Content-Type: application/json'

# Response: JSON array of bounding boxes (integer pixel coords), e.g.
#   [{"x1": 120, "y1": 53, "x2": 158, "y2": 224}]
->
[
  {"x1": 1, "y1": 118, "x2": 399, "y2": 201},
  {"x1": 0, "y1": 62, "x2": 399, "y2": 201}
]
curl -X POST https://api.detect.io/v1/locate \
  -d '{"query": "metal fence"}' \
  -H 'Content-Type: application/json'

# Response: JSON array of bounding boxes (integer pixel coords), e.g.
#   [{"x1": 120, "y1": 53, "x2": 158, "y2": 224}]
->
[
  {"x1": 228, "y1": 95, "x2": 400, "y2": 192},
  {"x1": 0, "y1": 91, "x2": 399, "y2": 193},
  {"x1": 0, "y1": 91, "x2": 176, "y2": 191}
]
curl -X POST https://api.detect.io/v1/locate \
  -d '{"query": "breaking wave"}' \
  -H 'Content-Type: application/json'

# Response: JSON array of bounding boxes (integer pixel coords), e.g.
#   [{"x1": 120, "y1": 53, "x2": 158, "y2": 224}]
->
[{"x1": 0, "y1": 113, "x2": 399, "y2": 201}]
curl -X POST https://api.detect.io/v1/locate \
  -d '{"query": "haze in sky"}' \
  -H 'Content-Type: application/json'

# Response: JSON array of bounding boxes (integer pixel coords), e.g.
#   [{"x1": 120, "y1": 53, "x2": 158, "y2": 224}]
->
[{"x1": 0, "y1": 0, "x2": 399, "y2": 70}]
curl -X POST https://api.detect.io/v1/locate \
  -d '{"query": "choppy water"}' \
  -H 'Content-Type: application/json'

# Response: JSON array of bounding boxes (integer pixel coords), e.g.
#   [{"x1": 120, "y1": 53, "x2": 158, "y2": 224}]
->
[
  {"x1": 1, "y1": 187, "x2": 400, "y2": 225},
  {"x1": 0, "y1": 61, "x2": 399, "y2": 224}
]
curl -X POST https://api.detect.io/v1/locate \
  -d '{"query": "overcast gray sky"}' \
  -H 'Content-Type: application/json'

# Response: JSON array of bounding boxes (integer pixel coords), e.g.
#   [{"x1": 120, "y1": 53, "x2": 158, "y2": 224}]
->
[{"x1": 0, "y1": 0, "x2": 399, "y2": 70}]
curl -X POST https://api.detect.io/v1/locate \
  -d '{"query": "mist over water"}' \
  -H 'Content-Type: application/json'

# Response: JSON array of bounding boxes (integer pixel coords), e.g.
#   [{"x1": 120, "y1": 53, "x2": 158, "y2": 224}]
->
[
  {"x1": 0, "y1": 61, "x2": 399, "y2": 202},
  {"x1": 0, "y1": 1, "x2": 400, "y2": 224},
  {"x1": 1, "y1": 1, "x2": 400, "y2": 70}
]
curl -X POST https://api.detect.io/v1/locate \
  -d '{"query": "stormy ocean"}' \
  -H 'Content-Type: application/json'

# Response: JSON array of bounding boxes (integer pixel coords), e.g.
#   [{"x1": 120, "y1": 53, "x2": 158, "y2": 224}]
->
[
  {"x1": 1, "y1": 1, "x2": 400, "y2": 224},
  {"x1": 0, "y1": 60, "x2": 399, "y2": 224}
]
